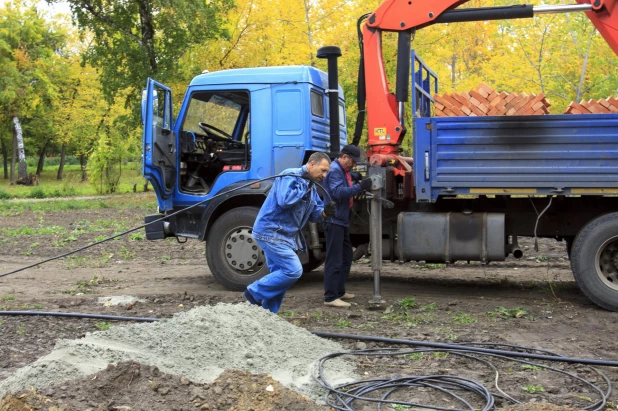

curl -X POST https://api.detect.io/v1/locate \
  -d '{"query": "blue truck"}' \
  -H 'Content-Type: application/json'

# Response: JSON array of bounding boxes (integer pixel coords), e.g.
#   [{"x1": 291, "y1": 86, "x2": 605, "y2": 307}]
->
[{"x1": 141, "y1": 1, "x2": 618, "y2": 311}]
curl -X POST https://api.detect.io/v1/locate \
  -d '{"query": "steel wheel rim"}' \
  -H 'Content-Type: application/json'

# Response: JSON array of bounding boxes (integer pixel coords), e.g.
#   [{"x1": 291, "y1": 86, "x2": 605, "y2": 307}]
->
[
  {"x1": 595, "y1": 235, "x2": 618, "y2": 292},
  {"x1": 223, "y1": 227, "x2": 265, "y2": 276}
]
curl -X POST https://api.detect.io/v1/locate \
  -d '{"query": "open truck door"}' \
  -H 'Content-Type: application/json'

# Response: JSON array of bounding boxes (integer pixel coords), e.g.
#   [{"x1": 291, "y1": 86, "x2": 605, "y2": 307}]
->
[{"x1": 142, "y1": 78, "x2": 176, "y2": 211}]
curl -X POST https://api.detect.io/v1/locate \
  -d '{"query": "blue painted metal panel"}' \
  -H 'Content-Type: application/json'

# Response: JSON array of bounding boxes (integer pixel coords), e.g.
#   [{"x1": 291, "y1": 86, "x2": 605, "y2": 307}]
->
[{"x1": 414, "y1": 114, "x2": 618, "y2": 202}]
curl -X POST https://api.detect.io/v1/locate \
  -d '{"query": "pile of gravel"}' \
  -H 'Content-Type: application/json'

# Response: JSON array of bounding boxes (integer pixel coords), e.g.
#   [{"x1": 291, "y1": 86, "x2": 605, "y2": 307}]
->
[{"x1": 0, "y1": 303, "x2": 356, "y2": 401}]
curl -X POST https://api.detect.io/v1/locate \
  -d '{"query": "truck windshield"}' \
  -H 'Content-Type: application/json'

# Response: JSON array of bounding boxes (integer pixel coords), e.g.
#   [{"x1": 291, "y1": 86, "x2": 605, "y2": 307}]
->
[{"x1": 182, "y1": 93, "x2": 243, "y2": 137}]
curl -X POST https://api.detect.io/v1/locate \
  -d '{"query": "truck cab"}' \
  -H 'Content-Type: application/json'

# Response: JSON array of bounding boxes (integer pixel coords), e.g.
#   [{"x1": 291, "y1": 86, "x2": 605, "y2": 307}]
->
[{"x1": 142, "y1": 65, "x2": 347, "y2": 290}]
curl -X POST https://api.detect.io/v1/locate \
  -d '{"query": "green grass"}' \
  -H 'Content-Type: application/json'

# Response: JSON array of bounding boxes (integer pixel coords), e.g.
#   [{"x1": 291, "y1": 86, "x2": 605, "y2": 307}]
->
[
  {"x1": 521, "y1": 364, "x2": 545, "y2": 371},
  {"x1": 336, "y1": 319, "x2": 352, "y2": 328},
  {"x1": 95, "y1": 322, "x2": 113, "y2": 331},
  {"x1": 404, "y1": 353, "x2": 424, "y2": 361},
  {"x1": 419, "y1": 302, "x2": 438, "y2": 311},
  {"x1": 521, "y1": 384, "x2": 545, "y2": 394},
  {"x1": 0, "y1": 195, "x2": 157, "y2": 216},
  {"x1": 398, "y1": 297, "x2": 417, "y2": 310},
  {"x1": 1, "y1": 295, "x2": 15, "y2": 301},
  {"x1": 452, "y1": 312, "x2": 477, "y2": 325},
  {"x1": 0, "y1": 163, "x2": 148, "y2": 199}
]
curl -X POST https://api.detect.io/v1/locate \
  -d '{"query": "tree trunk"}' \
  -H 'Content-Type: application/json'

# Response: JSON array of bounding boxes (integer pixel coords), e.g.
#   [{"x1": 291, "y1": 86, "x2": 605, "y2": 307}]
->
[
  {"x1": 80, "y1": 154, "x2": 87, "y2": 182},
  {"x1": 1, "y1": 138, "x2": 8, "y2": 179},
  {"x1": 13, "y1": 117, "x2": 27, "y2": 180},
  {"x1": 57, "y1": 143, "x2": 66, "y2": 180},
  {"x1": 137, "y1": 0, "x2": 157, "y2": 74},
  {"x1": 36, "y1": 140, "x2": 50, "y2": 176},
  {"x1": 10, "y1": 133, "x2": 16, "y2": 185}
]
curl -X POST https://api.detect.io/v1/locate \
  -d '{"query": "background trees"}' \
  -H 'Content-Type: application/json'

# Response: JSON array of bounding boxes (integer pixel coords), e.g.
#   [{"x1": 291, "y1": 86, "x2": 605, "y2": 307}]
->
[{"x1": 0, "y1": 0, "x2": 616, "y2": 194}]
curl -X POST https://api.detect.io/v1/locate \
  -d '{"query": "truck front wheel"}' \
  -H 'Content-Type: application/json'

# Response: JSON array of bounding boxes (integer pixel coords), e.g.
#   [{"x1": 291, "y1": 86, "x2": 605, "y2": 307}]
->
[
  {"x1": 571, "y1": 212, "x2": 618, "y2": 312},
  {"x1": 206, "y1": 207, "x2": 269, "y2": 291}
]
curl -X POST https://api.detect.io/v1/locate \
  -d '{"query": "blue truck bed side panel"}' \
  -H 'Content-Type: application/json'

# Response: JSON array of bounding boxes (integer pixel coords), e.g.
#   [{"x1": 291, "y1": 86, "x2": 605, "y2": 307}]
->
[{"x1": 414, "y1": 114, "x2": 618, "y2": 202}]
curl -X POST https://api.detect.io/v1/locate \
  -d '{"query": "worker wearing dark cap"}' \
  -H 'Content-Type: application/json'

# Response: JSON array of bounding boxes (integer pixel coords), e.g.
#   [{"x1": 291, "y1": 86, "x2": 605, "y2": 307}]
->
[{"x1": 322, "y1": 144, "x2": 372, "y2": 307}]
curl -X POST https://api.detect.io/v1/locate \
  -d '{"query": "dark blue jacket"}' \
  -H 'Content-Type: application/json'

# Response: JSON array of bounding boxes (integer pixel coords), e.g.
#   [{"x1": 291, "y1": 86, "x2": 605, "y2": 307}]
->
[{"x1": 323, "y1": 159, "x2": 363, "y2": 227}]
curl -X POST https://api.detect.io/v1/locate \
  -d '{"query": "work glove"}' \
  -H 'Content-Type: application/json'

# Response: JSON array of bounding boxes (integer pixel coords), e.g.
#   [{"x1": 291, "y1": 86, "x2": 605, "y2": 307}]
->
[
  {"x1": 300, "y1": 171, "x2": 315, "y2": 183},
  {"x1": 323, "y1": 201, "x2": 336, "y2": 217},
  {"x1": 349, "y1": 171, "x2": 362, "y2": 182},
  {"x1": 359, "y1": 178, "x2": 373, "y2": 191}
]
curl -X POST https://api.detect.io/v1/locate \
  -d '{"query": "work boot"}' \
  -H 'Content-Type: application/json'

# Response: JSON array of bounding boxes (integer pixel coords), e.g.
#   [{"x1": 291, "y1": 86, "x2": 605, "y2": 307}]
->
[
  {"x1": 340, "y1": 293, "x2": 355, "y2": 300},
  {"x1": 243, "y1": 290, "x2": 261, "y2": 306},
  {"x1": 324, "y1": 299, "x2": 351, "y2": 308}
]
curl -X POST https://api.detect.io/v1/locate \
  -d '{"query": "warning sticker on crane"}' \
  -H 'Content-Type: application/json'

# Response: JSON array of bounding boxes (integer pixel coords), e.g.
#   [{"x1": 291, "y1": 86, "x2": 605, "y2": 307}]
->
[{"x1": 374, "y1": 127, "x2": 386, "y2": 136}]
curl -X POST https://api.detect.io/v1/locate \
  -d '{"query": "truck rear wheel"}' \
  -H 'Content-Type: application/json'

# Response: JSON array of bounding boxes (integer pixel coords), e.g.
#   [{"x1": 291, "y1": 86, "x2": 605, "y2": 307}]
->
[
  {"x1": 571, "y1": 212, "x2": 618, "y2": 312},
  {"x1": 206, "y1": 206, "x2": 269, "y2": 291}
]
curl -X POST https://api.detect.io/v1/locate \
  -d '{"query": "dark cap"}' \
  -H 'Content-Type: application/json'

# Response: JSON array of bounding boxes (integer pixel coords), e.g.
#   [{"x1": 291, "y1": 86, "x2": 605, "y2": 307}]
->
[{"x1": 340, "y1": 144, "x2": 364, "y2": 164}]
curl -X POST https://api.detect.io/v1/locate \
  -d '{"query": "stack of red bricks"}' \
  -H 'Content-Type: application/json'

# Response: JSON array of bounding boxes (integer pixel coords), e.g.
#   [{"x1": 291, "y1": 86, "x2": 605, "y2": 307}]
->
[
  {"x1": 433, "y1": 83, "x2": 551, "y2": 117},
  {"x1": 564, "y1": 97, "x2": 618, "y2": 114}
]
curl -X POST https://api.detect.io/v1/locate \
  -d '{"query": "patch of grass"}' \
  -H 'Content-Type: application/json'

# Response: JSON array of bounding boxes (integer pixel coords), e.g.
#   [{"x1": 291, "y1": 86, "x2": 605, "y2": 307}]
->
[
  {"x1": 398, "y1": 297, "x2": 417, "y2": 310},
  {"x1": 65, "y1": 255, "x2": 88, "y2": 269},
  {"x1": 393, "y1": 405, "x2": 412, "y2": 410},
  {"x1": 521, "y1": 364, "x2": 545, "y2": 371},
  {"x1": 521, "y1": 384, "x2": 545, "y2": 394},
  {"x1": 536, "y1": 256, "x2": 549, "y2": 263},
  {"x1": 119, "y1": 246, "x2": 136, "y2": 260},
  {"x1": 129, "y1": 232, "x2": 145, "y2": 241},
  {"x1": 336, "y1": 319, "x2": 352, "y2": 329},
  {"x1": 433, "y1": 352, "x2": 449, "y2": 359},
  {"x1": 419, "y1": 302, "x2": 438, "y2": 311},
  {"x1": 311, "y1": 311, "x2": 323, "y2": 320},
  {"x1": 100, "y1": 252, "x2": 114, "y2": 264},
  {"x1": 95, "y1": 322, "x2": 113, "y2": 331},
  {"x1": 356, "y1": 322, "x2": 376, "y2": 330},
  {"x1": 490, "y1": 306, "x2": 528, "y2": 319},
  {"x1": 422, "y1": 263, "x2": 445, "y2": 269},
  {"x1": 1, "y1": 295, "x2": 15, "y2": 302},
  {"x1": 279, "y1": 310, "x2": 295, "y2": 317},
  {"x1": 0, "y1": 195, "x2": 157, "y2": 216},
  {"x1": 160, "y1": 255, "x2": 171, "y2": 264},
  {"x1": 0, "y1": 189, "x2": 10, "y2": 200},
  {"x1": 16, "y1": 323, "x2": 25, "y2": 335},
  {"x1": 452, "y1": 312, "x2": 477, "y2": 325},
  {"x1": 403, "y1": 313, "x2": 436, "y2": 328},
  {"x1": 404, "y1": 353, "x2": 424, "y2": 361},
  {"x1": 18, "y1": 303, "x2": 44, "y2": 310}
]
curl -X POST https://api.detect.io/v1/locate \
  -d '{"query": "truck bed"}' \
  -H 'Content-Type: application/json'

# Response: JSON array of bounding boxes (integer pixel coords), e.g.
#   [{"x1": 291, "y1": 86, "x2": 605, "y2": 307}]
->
[{"x1": 413, "y1": 113, "x2": 618, "y2": 202}]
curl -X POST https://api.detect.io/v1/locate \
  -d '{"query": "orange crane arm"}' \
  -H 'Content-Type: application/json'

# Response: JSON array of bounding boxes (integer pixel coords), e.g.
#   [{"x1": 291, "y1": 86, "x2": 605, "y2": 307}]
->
[{"x1": 359, "y1": 0, "x2": 618, "y2": 159}]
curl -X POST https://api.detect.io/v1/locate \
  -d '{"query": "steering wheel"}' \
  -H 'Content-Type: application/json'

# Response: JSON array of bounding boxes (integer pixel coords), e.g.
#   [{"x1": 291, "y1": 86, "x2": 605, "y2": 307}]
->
[{"x1": 198, "y1": 122, "x2": 232, "y2": 141}]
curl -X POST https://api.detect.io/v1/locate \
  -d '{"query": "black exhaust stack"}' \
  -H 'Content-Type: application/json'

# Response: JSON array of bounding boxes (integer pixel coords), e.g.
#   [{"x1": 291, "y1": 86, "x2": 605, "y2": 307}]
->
[{"x1": 317, "y1": 46, "x2": 342, "y2": 154}]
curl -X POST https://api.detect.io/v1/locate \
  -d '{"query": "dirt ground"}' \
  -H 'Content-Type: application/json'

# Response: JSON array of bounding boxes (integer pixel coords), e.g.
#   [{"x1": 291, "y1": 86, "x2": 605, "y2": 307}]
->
[{"x1": 1, "y1": 199, "x2": 618, "y2": 410}]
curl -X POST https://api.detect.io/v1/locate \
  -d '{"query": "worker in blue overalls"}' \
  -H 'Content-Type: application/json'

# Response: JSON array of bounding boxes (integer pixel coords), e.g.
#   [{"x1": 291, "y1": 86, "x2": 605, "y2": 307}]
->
[{"x1": 244, "y1": 152, "x2": 336, "y2": 313}]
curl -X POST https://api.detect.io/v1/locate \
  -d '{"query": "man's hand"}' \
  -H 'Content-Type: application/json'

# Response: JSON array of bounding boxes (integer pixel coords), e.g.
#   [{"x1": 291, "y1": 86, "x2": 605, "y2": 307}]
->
[
  {"x1": 323, "y1": 201, "x2": 336, "y2": 217},
  {"x1": 360, "y1": 178, "x2": 373, "y2": 191},
  {"x1": 300, "y1": 171, "x2": 315, "y2": 183},
  {"x1": 349, "y1": 171, "x2": 362, "y2": 182}
]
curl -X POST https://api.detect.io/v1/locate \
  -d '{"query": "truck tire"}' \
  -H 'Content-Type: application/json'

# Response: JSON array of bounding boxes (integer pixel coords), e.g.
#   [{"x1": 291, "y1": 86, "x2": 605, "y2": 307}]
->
[
  {"x1": 302, "y1": 255, "x2": 323, "y2": 273},
  {"x1": 571, "y1": 212, "x2": 618, "y2": 312},
  {"x1": 206, "y1": 207, "x2": 269, "y2": 291}
]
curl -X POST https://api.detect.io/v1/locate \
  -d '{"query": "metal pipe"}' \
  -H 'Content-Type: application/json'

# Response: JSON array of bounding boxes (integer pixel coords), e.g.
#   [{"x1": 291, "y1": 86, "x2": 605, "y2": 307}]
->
[
  {"x1": 369, "y1": 174, "x2": 385, "y2": 304},
  {"x1": 308, "y1": 222, "x2": 324, "y2": 261},
  {"x1": 317, "y1": 46, "x2": 342, "y2": 154},
  {"x1": 534, "y1": 4, "x2": 593, "y2": 14}
]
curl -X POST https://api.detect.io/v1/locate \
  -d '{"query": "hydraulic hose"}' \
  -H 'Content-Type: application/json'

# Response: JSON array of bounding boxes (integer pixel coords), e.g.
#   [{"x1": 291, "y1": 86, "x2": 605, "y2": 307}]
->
[
  {"x1": 311, "y1": 331, "x2": 618, "y2": 367},
  {"x1": 0, "y1": 173, "x2": 332, "y2": 279},
  {"x1": 0, "y1": 311, "x2": 158, "y2": 322}
]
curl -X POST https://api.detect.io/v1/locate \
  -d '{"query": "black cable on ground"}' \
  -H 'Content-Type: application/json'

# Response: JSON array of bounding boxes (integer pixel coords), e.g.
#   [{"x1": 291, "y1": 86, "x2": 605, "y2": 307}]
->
[
  {"x1": 0, "y1": 311, "x2": 615, "y2": 410},
  {"x1": 0, "y1": 174, "x2": 332, "y2": 279}
]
